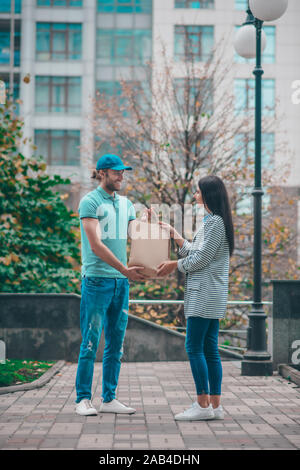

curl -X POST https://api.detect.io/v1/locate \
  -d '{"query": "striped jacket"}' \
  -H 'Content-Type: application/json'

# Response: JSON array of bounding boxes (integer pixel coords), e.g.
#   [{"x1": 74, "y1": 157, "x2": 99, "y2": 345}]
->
[{"x1": 177, "y1": 213, "x2": 230, "y2": 319}]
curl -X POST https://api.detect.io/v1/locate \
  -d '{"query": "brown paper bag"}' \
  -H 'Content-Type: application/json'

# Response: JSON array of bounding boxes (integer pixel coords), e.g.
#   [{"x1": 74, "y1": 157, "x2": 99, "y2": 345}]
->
[{"x1": 128, "y1": 218, "x2": 171, "y2": 278}]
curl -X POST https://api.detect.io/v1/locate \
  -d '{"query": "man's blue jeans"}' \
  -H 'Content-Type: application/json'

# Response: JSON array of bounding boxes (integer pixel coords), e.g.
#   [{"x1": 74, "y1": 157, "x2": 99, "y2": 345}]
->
[
  {"x1": 185, "y1": 316, "x2": 223, "y2": 396},
  {"x1": 75, "y1": 277, "x2": 129, "y2": 404}
]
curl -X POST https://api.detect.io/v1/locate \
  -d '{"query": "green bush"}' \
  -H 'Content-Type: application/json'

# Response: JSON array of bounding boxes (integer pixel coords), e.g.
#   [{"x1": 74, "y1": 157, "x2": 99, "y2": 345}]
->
[{"x1": 0, "y1": 96, "x2": 81, "y2": 293}]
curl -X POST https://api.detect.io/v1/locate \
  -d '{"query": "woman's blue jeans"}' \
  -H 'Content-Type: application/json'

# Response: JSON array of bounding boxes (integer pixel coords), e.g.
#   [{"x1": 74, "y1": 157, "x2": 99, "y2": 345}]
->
[
  {"x1": 185, "y1": 316, "x2": 222, "y2": 396},
  {"x1": 75, "y1": 277, "x2": 129, "y2": 404}
]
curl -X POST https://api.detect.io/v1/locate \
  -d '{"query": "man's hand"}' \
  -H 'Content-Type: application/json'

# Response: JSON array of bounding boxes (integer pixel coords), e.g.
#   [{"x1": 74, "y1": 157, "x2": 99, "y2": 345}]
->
[
  {"x1": 82, "y1": 218, "x2": 147, "y2": 279},
  {"x1": 124, "y1": 266, "x2": 148, "y2": 281},
  {"x1": 156, "y1": 260, "x2": 178, "y2": 277}
]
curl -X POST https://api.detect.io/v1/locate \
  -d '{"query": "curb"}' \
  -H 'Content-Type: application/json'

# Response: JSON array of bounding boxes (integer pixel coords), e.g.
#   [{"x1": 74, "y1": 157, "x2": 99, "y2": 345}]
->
[
  {"x1": 218, "y1": 346, "x2": 244, "y2": 360},
  {"x1": 0, "y1": 360, "x2": 66, "y2": 395},
  {"x1": 278, "y1": 363, "x2": 300, "y2": 387}
]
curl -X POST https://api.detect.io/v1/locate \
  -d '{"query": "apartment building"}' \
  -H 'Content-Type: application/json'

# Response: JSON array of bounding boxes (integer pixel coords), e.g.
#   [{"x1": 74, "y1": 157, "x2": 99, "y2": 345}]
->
[{"x1": 1, "y1": 0, "x2": 299, "y2": 259}]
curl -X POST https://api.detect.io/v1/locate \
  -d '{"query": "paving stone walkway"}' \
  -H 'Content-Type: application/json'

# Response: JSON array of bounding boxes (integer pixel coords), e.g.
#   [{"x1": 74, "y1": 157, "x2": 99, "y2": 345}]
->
[{"x1": 0, "y1": 361, "x2": 299, "y2": 450}]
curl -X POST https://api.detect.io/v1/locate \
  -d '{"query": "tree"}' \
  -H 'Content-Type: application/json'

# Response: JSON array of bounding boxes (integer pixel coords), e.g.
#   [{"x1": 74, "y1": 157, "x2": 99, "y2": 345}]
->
[
  {"x1": 0, "y1": 88, "x2": 81, "y2": 293},
  {"x1": 91, "y1": 34, "x2": 299, "y2": 331}
]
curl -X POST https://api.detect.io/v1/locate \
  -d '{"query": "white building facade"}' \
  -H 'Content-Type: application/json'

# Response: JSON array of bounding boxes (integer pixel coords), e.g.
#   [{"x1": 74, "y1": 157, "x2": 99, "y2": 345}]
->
[{"x1": 1, "y1": 0, "x2": 299, "y2": 258}]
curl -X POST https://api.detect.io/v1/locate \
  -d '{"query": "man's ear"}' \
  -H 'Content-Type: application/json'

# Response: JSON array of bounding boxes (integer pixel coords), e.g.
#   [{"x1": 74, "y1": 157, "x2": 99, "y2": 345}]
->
[{"x1": 98, "y1": 169, "x2": 107, "y2": 180}]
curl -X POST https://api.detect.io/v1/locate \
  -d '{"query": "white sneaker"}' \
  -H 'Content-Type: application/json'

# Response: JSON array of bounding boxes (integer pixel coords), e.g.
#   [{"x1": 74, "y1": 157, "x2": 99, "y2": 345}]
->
[
  {"x1": 75, "y1": 399, "x2": 97, "y2": 416},
  {"x1": 213, "y1": 405, "x2": 224, "y2": 420},
  {"x1": 174, "y1": 402, "x2": 214, "y2": 421},
  {"x1": 99, "y1": 399, "x2": 136, "y2": 414}
]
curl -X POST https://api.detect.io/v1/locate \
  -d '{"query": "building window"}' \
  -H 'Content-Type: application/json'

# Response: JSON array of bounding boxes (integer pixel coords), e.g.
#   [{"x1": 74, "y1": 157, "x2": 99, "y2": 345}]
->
[
  {"x1": 1, "y1": 74, "x2": 20, "y2": 113},
  {"x1": 236, "y1": 185, "x2": 272, "y2": 216},
  {"x1": 37, "y1": 0, "x2": 82, "y2": 5},
  {"x1": 235, "y1": 0, "x2": 247, "y2": 10},
  {"x1": 0, "y1": 30, "x2": 10, "y2": 65},
  {"x1": 235, "y1": 186, "x2": 252, "y2": 216},
  {"x1": 0, "y1": 0, "x2": 22, "y2": 13},
  {"x1": 97, "y1": 0, "x2": 152, "y2": 13},
  {"x1": 262, "y1": 26, "x2": 276, "y2": 64},
  {"x1": 96, "y1": 80, "x2": 122, "y2": 98},
  {"x1": 96, "y1": 80, "x2": 149, "y2": 115},
  {"x1": 174, "y1": 25, "x2": 214, "y2": 62},
  {"x1": 96, "y1": 29, "x2": 151, "y2": 65},
  {"x1": 235, "y1": 25, "x2": 275, "y2": 64},
  {"x1": 3, "y1": 78, "x2": 19, "y2": 100},
  {"x1": 35, "y1": 129, "x2": 81, "y2": 166},
  {"x1": 174, "y1": 78, "x2": 213, "y2": 115},
  {"x1": 0, "y1": 20, "x2": 21, "y2": 66},
  {"x1": 36, "y1": 23, "x2": 82, "y2": 61},
  {"x1": 235, "y1": 132, "x2": 274, "y2": 167},
  {"x1": 35, "y1": 76, "x2": 81, "y2": 113},
  {"x1": 96, "y1": 80, "x2": 125, "y2": 112},
  {"x1": 192, "y1": 133, "x2": 213, "y2": 165},
  {"x1": 261, "y1": 132, "x2": 275, "y2": 169},
  {"x1": 234, "y1": 132, "x2": 274, "y2": 214},
  {"x1": 175, "y1": 0, "x2": 214, "y2": 9},
  {"x1": 234, "y1": 78, "x2": 275, "y2": 116}
]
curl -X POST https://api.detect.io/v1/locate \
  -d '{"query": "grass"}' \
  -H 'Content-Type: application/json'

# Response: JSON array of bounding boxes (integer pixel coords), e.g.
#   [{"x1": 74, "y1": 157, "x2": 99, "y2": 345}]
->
[{"x1": 0, "y1": 359, "x2": 56, "y2": 387}]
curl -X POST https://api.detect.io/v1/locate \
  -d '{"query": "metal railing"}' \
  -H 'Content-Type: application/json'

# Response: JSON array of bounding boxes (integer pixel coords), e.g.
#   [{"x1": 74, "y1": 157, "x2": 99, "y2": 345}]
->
[{"x1": 128, "y1": 299, "x2": 273, "y2": 356}]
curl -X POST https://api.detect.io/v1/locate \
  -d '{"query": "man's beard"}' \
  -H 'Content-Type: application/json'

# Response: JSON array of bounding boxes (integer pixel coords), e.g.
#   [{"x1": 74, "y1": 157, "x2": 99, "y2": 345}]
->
[{"x1": 105, "y1": 180, "x2": 121, "y2": 192}]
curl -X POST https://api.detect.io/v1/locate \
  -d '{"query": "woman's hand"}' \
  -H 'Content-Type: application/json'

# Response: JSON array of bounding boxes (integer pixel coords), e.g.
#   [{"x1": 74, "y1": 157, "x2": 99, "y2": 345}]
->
[
  {"x1": 159, "y1": 221, "x2": 185, "y2": 247},
  {"x1": 159, "y1": 221, "x2": 175, "y2": 238},
  {"x1": 156, "y1": 260, "x2": 178, "y2": 277},
  {"x1": 142, "y1": 207, "x2": 158, "y2": 222}
]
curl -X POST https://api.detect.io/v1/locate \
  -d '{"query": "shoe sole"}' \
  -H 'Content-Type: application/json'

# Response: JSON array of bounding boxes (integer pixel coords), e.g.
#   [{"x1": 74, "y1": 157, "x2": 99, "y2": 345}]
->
[
  {"x1": 99, "y1": 409, "x2": 136, "y2": 414},
  {"x1": 175, "y1": 414, "x2": 215, "y2": 421},
  {"x1": 75, "y1": 409, "x2": 98, "y2": 416}
]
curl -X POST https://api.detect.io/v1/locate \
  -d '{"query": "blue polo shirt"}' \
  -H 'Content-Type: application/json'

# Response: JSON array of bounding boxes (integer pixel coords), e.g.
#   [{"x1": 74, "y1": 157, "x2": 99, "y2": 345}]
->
[{"x1": 78, "y1": 186, "x2": 136, "y2": 278}]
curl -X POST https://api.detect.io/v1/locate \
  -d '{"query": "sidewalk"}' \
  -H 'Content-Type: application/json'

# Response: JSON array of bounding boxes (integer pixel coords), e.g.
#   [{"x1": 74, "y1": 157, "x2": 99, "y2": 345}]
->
[{"x1": 0, "y1": 361, "x2": 299, "y2": 450}]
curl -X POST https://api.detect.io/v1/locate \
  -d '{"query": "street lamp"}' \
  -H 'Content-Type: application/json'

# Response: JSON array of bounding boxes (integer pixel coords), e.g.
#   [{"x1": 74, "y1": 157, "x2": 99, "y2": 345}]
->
[{"x1": 234, "y1": 0, "x2": 288, "y2": 376}]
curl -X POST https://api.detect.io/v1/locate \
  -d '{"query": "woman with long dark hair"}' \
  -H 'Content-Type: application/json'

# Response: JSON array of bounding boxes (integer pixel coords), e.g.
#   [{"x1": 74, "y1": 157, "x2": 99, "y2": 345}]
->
[{"x1": 157, "y1": 175, "x2": 234, "y2": 421}]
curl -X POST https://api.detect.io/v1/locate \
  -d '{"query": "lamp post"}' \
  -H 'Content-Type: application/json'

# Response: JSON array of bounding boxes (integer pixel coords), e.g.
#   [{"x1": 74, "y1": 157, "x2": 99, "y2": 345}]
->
[{"x1": 234, "y1": 0, "x2": 288, "y2": 376}]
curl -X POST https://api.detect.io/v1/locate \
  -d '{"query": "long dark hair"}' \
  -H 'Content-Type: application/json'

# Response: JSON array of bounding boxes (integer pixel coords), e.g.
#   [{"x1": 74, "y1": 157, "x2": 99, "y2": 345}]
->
[{"x1": 198, "y1": 175, "x2": 234, "y2": 257}]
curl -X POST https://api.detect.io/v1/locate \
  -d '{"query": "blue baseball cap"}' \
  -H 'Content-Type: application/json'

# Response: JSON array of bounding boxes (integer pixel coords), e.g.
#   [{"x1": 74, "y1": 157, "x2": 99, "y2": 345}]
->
[{"x1": 96, "y1": 154, "x2": 132, "y2": 171}]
